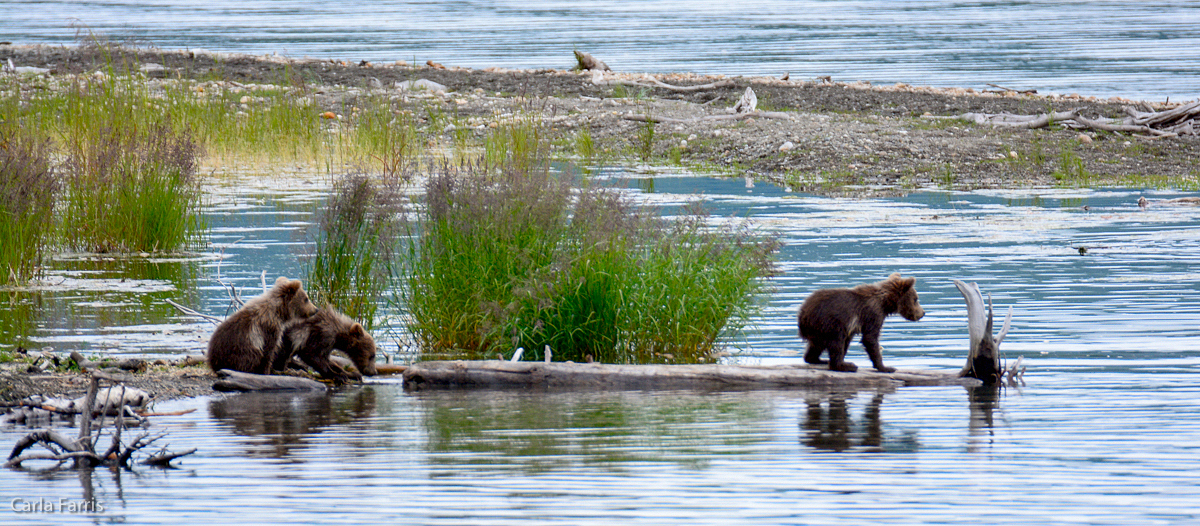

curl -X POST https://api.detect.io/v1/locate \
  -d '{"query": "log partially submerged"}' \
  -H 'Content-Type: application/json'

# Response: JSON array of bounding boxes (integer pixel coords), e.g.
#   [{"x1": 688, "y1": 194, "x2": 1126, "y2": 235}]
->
[
  {"x1": 212, "y1": 369, "x2": 327, "y2": 392},
  {"x1": 6, "y1": 356, "x2": 195, "y2": 469},
  {"x1": 401, "y1": 360, "x2": 980, "y2": 391},
  {"x1": 401, "y1": 277, "x2": 1026, "y2": 391}
]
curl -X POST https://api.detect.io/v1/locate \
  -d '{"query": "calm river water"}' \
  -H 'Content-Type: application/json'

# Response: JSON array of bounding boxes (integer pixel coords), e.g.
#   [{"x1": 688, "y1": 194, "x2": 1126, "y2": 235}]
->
[
  {"x1": 2, "y1": 171, "x2": 1200, "y2": 524},
  {"x1": 3, "y1": 1, "x2": 1200, "y2": 100}
]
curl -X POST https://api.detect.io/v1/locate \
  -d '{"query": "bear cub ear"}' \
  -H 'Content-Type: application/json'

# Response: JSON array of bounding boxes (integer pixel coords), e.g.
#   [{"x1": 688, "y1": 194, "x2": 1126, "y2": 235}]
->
[
  {"x1": 279, "y1": 279, "x2": 303, "y2": 295},
  {"x1": 349, "y1": 323, "x2": 365, "y2": 335},
  {"x1": 886, "y1": 273, "x2": 916, "y2": 291}
]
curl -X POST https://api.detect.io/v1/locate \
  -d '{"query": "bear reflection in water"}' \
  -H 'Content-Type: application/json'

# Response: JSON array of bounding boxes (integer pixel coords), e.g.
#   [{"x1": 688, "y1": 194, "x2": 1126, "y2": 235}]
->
[
  {"x1": 800, "y1": 391, "x2": 918, "y2": 453},
  {"x1": 801, "y1": 386, "x2": 1002, "y2": 453},
  {"x1": 209, "y1": 388, "x2": 376, "y2": 458}
]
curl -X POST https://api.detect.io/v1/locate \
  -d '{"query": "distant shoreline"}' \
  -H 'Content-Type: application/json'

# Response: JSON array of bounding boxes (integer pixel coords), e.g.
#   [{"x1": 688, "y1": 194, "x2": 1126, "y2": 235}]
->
[{"x1": 4, "y1": 43, "x2": 1198, "y2": 192}]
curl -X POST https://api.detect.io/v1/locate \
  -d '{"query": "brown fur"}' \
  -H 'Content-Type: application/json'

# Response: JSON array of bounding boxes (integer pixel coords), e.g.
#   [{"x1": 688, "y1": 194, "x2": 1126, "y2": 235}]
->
[
  {"x1": 797, "y1": 273, "x2": 925, "y2": 373},
  {"x1": 277, "y1": 308, "x2": 377, "y2": 384},
  {"x1": 207, "y1": 276, "x2": 319, "y2": 374}
]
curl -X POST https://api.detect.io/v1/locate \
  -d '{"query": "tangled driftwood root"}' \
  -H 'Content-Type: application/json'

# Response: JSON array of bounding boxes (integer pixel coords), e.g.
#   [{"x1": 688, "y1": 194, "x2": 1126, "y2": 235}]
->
[
  {"x1": 927, "y1": 100, "x2": 1199, "y2": 138},
  {"x1": 4, "y1": 352, "x2": 196, "y2": 469}
]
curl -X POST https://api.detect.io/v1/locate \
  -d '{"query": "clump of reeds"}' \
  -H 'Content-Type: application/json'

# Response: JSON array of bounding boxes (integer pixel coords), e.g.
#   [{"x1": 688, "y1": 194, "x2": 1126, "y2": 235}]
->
[
  {"x1": 398, "y1": 160, "x2": 780, "y2": 364},
  {"x1": 305, "y1": 171, "x2": 406, "y2": 330},
  {"x1": 0, "y1": 125, "x2": 58, "y2": 284},
  {"x1": 484, "y1": 115, "x2": 549, "y2": 173},
  {"x1": 61, "y1": 123, "x2": 203, "y2": 253}
]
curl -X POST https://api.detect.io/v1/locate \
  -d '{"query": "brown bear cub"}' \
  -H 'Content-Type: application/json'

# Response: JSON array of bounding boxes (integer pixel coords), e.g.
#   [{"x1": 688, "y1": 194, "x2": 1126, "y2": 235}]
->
[
  {"x1": 207, "y1": 276, "x2": 320, "y2": 375},
  {"x1": 797, "y1": 273, "x2": 925, "y2": 373},
  {"x1": 277, "y1": 308, "x2": 378, "y2": 384}
]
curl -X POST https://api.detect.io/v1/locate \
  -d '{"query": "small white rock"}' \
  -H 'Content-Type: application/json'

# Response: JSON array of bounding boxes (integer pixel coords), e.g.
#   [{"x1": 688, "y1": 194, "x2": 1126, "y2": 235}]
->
[{"x1": 780, "y1": 141, "x2": 795, "y2": 152}]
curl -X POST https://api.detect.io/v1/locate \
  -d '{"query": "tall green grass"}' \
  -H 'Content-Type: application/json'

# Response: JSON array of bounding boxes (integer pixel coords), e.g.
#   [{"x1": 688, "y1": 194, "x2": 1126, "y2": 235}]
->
[
  {"x1": 0, "y1": 124, "x2": 58, "y2": 284},
  {"x1": 60, "y1": 123, "x2": 203, "y2": 253},
  {"x1": 305, "y1": 171, "x2": 405, "y2": 330},
  {"x1": 398, "y1": 162, "x2": 780, "y2": 364}
]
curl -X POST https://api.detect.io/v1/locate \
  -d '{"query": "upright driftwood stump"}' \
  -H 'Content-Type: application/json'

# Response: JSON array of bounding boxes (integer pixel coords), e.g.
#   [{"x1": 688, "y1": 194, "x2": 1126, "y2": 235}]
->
[{"x1": 954, "y1": 280, "x2": 1013, "y2": 383}]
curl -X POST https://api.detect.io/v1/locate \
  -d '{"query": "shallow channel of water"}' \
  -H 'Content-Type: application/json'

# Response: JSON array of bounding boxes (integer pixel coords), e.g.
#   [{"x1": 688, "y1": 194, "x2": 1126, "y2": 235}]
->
[{"x1": 3, "y1": 171, "x2": 1200, "y2": 523}]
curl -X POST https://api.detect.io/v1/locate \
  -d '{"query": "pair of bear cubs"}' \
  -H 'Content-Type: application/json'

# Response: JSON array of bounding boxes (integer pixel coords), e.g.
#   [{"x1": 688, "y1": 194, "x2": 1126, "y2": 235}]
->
[{"x1": 207, "y1": 277, "x2": 377, "y2": 384}]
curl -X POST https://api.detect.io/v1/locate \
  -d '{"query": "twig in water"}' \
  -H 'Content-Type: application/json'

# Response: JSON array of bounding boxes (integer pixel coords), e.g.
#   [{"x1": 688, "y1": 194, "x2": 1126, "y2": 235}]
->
[{"x1": 164, "y1": 298, "x2": 223, "y2": 324}]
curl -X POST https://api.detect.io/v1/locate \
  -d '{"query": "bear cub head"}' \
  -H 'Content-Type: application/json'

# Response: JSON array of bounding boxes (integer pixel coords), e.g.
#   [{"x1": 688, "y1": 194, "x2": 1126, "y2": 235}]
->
[
  {"x1": 273, "y1": 276, "x2": 319, "y2": 320},
  {"x1": 881, "y1": 272, "x2": 924, "y2": 322},
  {"x1": 341, "y1": 321, "x2": 378, "y2": 378}
]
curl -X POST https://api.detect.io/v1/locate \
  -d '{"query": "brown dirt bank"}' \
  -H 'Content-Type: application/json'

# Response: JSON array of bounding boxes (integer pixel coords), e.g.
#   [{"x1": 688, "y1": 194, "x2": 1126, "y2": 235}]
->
[
  {"x1": 5, "y1": 43, "x2": 1198, "y2": 193},
  {"x1": 1, "y1": 363, "x2": 217, "y2": 404}
]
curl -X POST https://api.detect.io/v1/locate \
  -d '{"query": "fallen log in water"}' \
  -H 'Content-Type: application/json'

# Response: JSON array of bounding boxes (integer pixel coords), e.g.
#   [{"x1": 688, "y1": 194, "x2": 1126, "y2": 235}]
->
[
  {"x1": 401, "y1": 360, "x2": 980, "y2": 391},
  {"x1": 212, "y1": 369, "x2": 327, "y2": 392}
]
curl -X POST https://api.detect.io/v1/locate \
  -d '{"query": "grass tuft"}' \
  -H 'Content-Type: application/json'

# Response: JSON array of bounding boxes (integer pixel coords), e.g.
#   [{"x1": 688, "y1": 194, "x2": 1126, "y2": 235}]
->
[
  {"x1": 305, "y1": 171, "x2": 406, "y2": 330},
  {"x1": 0, "y1": 124, "x2": 58, "y2": 284},
  {"x1": 397, "y1": 160, "x2": 779, "y2": 364},
  {"x1": 61, "y1": 123, "x2": 204, "y2": 253}
]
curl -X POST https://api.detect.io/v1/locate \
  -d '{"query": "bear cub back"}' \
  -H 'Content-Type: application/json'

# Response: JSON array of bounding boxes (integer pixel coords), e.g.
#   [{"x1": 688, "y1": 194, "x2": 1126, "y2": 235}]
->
[
  {"x1": 278, "y1": 308, "x2": 378, "y2": 384},
  {"x1": 207, "y1": 276, "x2": 320, "y2": 374}
]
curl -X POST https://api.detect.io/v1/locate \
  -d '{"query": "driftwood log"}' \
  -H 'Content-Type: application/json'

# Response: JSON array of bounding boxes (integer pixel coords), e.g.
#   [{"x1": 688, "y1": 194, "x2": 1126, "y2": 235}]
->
[
  {"x1": 400, "y1": 278, "x2": 1026, "y2": 391},
  {"x1": 212, "y1": 369, "x2": 327, "y2": 392},
  {"x1": 926, "y1": 100, "x2": 1199, "y2": 138},
  {"x1": 621, "y1": 87, "x2": 791, "y2": 124},
  {"x1": 5, "y1": 356, "x2": 195, "y2": 469},
  {"x1": 590, "y1": 69, "x2": 738, "y2": 92},
  {"x1": 401, "y1": 360, "x2": 980, "y2": 391},
  {"x1": 623, "y1": 111, "x2": 792, "y2": 125}
]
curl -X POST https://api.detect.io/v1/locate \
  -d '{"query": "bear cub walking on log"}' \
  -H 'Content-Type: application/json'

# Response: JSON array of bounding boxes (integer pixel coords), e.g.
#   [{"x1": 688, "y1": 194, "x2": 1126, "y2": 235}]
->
[
  {"x1": 207, "y1": 276, "x2": 320, "y2": 375},
  {"x1": 278, "y1": 308, "x2": 378, "y2": 384},
  {"x1": 797, "y1": 273, "x2": 925, "y2": 373}
]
